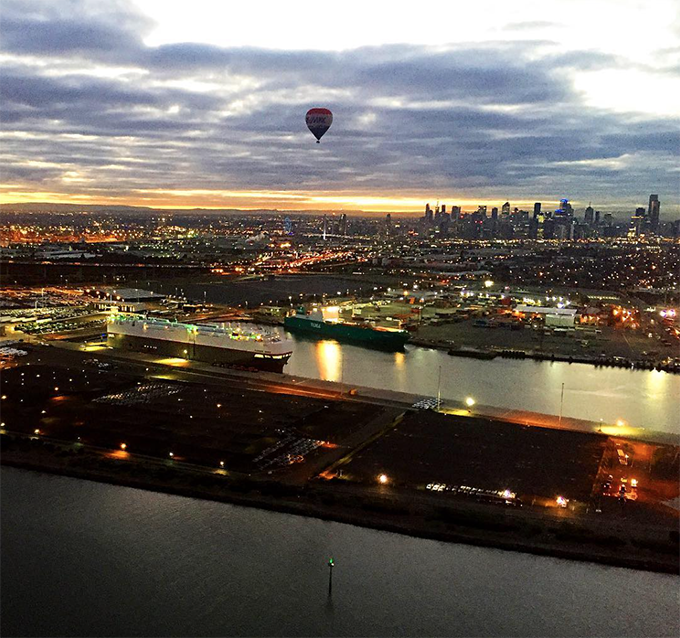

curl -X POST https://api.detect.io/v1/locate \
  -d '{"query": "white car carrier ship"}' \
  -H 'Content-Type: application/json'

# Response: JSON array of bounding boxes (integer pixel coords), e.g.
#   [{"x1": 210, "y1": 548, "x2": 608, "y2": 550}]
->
[{"x1": 107, "y1": 314, "x2": 292, "y2": 372}]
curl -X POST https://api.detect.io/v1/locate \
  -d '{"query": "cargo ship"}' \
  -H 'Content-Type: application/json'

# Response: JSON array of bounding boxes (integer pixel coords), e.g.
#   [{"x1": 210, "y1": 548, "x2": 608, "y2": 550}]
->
[
  {"x1": 107, "y1": 314, "x2": 292, "y2": 372},
  {"x1": 284, "y1": 308, "x2": 409, "y2": 349}
]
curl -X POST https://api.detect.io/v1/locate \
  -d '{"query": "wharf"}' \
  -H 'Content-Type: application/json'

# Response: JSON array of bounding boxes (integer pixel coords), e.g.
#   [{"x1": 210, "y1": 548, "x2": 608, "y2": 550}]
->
[{"x1": 43, "y1": 338, "x2": 678, "y2": 446}]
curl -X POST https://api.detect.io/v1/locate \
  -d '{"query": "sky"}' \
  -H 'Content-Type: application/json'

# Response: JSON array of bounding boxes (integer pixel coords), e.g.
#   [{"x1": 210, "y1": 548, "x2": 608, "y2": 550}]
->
[{"x1": 1, "y1": 0, "x2": 679, "y2": 214}]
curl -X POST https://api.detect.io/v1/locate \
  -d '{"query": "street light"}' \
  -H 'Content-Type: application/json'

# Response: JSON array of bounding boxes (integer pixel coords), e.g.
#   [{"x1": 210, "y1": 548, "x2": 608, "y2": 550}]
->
[
  {"x1": 465, "y1": 397, "x2": 475, "y2": 408},
  {"x1": 378, "y1": 473, "x2": 389, "y2": 485}
]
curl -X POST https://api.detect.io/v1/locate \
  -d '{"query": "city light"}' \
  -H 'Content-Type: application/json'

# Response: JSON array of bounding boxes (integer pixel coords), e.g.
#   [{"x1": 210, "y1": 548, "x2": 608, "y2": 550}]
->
[
  {"x1": 378, "y1": 473, "x2": 389, "y2": 485},
  {"x1": 465, "y1": 397, "x2": 475, "y2": 408},
  {"x1": 120, "y1": 443, "x2": 127, "y2": 450}
]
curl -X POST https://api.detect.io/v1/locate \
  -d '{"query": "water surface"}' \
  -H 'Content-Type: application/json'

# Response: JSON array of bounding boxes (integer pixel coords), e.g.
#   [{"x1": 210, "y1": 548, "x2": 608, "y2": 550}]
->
[
  {"x1": 2, "y1": 468, "x2": 678, "y2": 637},
  {"x1": 285, "y1": 336, "x2": 680, "y2": 435}
]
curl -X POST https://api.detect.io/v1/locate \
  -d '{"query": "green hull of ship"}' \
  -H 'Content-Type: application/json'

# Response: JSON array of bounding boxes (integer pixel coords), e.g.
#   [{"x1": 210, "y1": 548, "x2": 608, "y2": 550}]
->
[{"x1": 284, "y1": 315, "x2": 409, "y2": 350}]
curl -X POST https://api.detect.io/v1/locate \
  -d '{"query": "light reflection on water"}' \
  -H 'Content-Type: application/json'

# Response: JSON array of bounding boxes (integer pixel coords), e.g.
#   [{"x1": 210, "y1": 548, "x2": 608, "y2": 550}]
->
[
  {"x1": 316, "y1": 340, "x2": 342, "y2": 382},
  {"x1": 287, "y1": 336, "x2": 680, "y2": 434}
]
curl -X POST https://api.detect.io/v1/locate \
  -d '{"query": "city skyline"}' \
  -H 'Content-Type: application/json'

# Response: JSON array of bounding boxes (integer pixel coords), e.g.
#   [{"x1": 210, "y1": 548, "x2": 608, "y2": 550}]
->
[{"x1": 1, "y1": 0, "x2": 679, "y2": 213}]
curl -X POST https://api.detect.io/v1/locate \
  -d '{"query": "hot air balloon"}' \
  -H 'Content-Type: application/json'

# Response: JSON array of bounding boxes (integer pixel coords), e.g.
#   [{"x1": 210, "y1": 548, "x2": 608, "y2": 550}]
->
[{"x1": 306, "y1": 108, "x2": 333, "y2": 143}]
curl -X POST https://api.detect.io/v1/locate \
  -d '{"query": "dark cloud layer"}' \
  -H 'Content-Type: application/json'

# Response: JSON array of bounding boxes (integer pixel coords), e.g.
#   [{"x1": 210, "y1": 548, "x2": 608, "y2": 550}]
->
[{"x1": 1, "y1": 0, "x2": 678, "y2": 210}]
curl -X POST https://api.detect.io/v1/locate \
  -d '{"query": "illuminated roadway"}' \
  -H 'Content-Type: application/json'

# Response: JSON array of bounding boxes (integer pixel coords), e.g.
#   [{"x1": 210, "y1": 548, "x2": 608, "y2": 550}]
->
[{"x1": 32, "y1": 336, "x2": 677, "y2": 446}]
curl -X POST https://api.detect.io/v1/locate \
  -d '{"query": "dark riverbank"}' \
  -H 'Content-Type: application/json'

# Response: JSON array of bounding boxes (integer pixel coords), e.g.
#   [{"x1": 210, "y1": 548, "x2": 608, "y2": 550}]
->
[
  {"x1": 410, "y1": 337, "x2": 680, "y2": 373},
  {"x1": 2, "y1": 445, "x2": 678, "y2": 576}
]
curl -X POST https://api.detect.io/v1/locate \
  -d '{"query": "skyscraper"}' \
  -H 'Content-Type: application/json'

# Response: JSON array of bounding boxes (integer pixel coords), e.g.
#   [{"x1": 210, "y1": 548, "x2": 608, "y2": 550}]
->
[
  {"x1": 384, "y1": 213, "x2": 392, "y2": 236},
  {"x1": 629, "y1": 211, "x2": 644, "y2": 238},
  {"x1": 648, "y1": 194, "x2": 660, "y2": 233},
  {"x1": 584, "y1": 205, "x2": 594, "y2": 225},
  {"x1": 533, "y1": 202, "x2": 542, "y2": 218},
  {"x1": 501, "y1": 202, "x2": 510, "y2": 215}
]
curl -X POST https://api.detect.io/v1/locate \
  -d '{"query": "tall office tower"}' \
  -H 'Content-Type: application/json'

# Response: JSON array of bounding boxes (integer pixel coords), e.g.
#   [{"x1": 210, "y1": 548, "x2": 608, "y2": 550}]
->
[
  {"x1": 477, "y1": 205, "x2": 487, "y2": 217},
  {"x1": 501, "y1": 201, "x2": 511, "y2": 215},
  {"x1": 603, "y1": 213, "x2": 613, "y2": 226},
  {"x1": 555, "y1": 198, "x2": 572, "y2": 216},
  {"x1": 491, "y1": 207, "x2": 498, "y2": 220},
  {"x1": 584, "y1": 205, "x2": 594, "y2": 225},
  {"x1": 451, "y1": 205, "x2": 461, "y2": 218},
  {"x1": 629, "y1": 211, "x2": 645, "y2": 237},
  {"x1": 543, "y1": 217, "x2": 555, "y2": 239},
  {"x1": 595, "y1": 210, "x2": 601, "y2": 224},
  {"x1": 384, "y1": 213, "x2": 392, "y2": 235},
  {"x1": 441, "y1": 204, "x2": 446, "y2": 214},
  {"x1": 648, "y1": 194, "x2": 660, "y2": 232},
  {"x1": 529, "y1": 217, "x2": 538, "y2": 239},
  {"x1": 635, "y1": 207, "x2": 646, "y2": 215},
  {"x1": 533, "y1": 202, "x2": 542, "y2": 218},
  {"x1": 425, "y1": 203, "x2": 433, "y2": 224},
  {"x1": 535, "y1": 211, "x2": 545, "y2": 239}
]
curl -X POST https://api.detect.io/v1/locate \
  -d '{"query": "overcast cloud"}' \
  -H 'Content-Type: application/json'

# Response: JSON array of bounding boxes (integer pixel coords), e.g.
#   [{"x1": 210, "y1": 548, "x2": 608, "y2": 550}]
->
[{"x1": 1, "y1": 0, "x2": 678, "y2": 213}]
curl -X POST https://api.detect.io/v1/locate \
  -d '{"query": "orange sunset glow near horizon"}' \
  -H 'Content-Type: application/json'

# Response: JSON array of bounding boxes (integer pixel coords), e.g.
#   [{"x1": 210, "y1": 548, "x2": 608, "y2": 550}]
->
[{"x1": 0, "y1": 188, "x2": 577, "y2": 215}]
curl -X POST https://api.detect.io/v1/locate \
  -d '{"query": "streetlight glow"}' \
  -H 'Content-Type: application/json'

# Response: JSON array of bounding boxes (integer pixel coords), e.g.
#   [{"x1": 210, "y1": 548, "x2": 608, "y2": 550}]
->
[
  {"x1": 465, "y1": 397, "x2": 476, "y2": 408},
  {"x1": 378, "y1": 473, "x2": 389, "y2": 485}
]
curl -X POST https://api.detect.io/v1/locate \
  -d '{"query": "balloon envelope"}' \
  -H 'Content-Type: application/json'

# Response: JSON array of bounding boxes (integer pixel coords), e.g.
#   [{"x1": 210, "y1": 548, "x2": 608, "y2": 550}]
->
[{"x1": 306, "y1": 108, "x2": 333, "y2": 142}]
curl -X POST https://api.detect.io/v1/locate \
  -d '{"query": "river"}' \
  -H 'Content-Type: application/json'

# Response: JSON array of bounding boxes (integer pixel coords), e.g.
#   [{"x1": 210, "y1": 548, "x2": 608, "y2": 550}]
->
[
  {"x1": 152, "y1": 276, "x2": 679, "y2": 434},
  {"x1": 1, "y1": 468, "x2": 677, "y2": 637},
  {"x1": 283, "y1": 335, "x2": 680, "y2": 435}
]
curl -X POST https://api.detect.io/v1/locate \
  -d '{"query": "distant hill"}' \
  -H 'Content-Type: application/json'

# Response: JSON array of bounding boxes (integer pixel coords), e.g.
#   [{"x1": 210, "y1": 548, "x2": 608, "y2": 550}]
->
[
  {"x1": 0, "y1": 202, "x2": 246, "y2": 214},
  {"x1": 0, "y1": 202, "x2": 373, "y2": 216}
]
